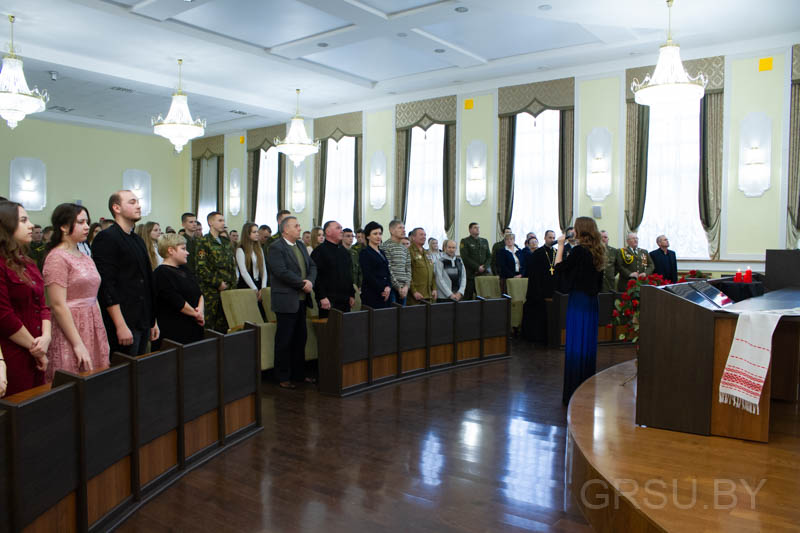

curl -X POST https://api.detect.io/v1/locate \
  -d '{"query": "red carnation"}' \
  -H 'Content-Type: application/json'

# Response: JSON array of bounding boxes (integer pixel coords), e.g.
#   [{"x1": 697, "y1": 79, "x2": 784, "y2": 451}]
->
[
  {"x1": 624, "y1": 309, "x2": 633, "y2": 316},
  {"x1": 612, "y1": 309, "x2": 619, "y2": 317},
  {"x1": 632, "y1": 299, "x2": 639, "y2": 307},
  {"x1": 621, "y1": 293, "x2": 630, "y2": 301}
]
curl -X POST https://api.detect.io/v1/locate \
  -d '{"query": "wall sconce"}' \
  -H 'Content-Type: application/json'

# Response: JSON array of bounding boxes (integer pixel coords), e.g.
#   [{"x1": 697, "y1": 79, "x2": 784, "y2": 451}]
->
[
  {"x1": 229, "y1": 167, "x2": 241, "y2": 216},
  {"x1": 465, "y1": 139, "x2": 487, "y2": 206},
  {"x1": 586, "y1": 127, "x2": 612, "y2": 202},
  {"x1": 291, "y1": 160, "x2": 306, "y2": 213},
  {"x1": 738, "y1": 111, "x2": 771, "y2": 198},
  {"x1": 122, "y1": 169, "x2": 152, "y2": 216},
  {"x1": 9, "y1": 157, "x2": 47, "y2": 211},
  {"x1": 370, "y1": 150, "x2": 387, "y2": 210}
]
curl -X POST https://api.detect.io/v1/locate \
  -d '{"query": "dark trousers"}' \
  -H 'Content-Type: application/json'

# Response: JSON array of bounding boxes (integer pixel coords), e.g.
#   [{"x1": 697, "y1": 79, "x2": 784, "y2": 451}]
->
[
  {"x1": 317, "y1": 298, "x2": 350, "y2": 319},
  {"x1": 111, "y1": 328, "x2": 150, "y2": 357},
  {"x1": 274, "y1": 306, "x2": 307, "y2": 382},
  {"x1": 464, "y1": 277, "x2": 476, "y2": 300}
]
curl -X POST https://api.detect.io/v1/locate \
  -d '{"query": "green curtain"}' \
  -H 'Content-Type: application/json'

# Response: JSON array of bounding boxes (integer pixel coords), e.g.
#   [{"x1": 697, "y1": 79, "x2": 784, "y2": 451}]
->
[
  {"x1": 497, "y1": 115, "x2": 516, "y2": 239},
  {"x1": 354, "y1": 136, "x2": 362, "y2": 230},
  {"x1": 248, "y1": 149, "x2": 261, "y2": 222},
  {"x1": 624, "y1": 103, "x2": 650, "y2": 234},
  {"x1": 698, "y1": 92, "x2": 724, "y2": 258},
  {"x1": 395, "y1": 129, "x2": 412, "y2": 221},
  {"x1": 315, "y1": 140, "x2": 328, "y2": 226},
  {"x1": 557, "y1": 109, "x2": 574, "y2": 233},
  {"x1": 443, "y1": 124, "x2": 456, "y2": 238},
  {"x1": 787, "y1": 82, "x2": 800, "y2": 248},
  {"x1": 191, "y1": 158, "x2": 201, "y2": 215}
]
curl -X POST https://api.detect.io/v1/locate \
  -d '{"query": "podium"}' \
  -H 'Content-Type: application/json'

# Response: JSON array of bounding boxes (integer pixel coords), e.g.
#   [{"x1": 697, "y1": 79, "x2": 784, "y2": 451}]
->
[{"x1": 637, "y1": 251, "x2": 800, "y2": 442}]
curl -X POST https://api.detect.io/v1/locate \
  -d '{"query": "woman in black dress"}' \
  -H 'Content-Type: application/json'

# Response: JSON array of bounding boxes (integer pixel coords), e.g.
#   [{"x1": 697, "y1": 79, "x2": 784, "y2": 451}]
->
[
  {"x1": 153, "y1": 233, "x2": 204, "y2": 345},
  {"x1": 358, "y1": 221, "x2": 392, "y2": 309}
]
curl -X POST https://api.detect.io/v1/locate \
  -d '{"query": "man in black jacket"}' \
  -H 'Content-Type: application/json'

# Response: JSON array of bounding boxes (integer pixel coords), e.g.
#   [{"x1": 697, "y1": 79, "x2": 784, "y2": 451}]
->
[
  {"x1": 311, "y1": 220, "x2": 355, "y2": 318},
  {"x1": 92, "y1": 190, "x2": 159, "y2": 356},
  {"x1": 649, "y1": 235, "x2": 678, "y2": 283}
]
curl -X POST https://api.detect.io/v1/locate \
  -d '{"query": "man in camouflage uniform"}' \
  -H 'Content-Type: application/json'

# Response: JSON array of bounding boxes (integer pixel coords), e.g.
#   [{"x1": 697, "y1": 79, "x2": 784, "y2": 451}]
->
[
  {"x1": 460, "y1": 222, "x2": 490, "y2": 300},
  {"x1": 600, "y1": 230, "x2": 617, "y2": 293},
  {"x1": 614, "y1": 232, "x2": 654, "y2": 292},
  {"x1": 28, "y1": 224, "x2": 46, "y2": 267},
  {"x1": 196, "y1": 211, "x2": 238, "y2": 332},
  {"x1": 408, "y1": 227, "x2": 436, "y2": 305},
  {"x1": 342, "y1": 227, "x2": 362, "y2": 290},
  {"x1": 181, "y1": 212, "x2": 198, "y2": 274}
]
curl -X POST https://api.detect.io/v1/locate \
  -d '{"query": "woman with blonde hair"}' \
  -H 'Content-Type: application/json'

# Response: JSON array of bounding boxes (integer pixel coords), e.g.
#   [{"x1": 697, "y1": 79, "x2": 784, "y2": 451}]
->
[
  {"x1": 136, "y1": 221, "x2": 162, "y2": 269},
  {"x1": 309, "y1": 226, "x2": 324, "y2": 254},
  {"x1": 554, "y1": 216, "x2": 605, "y2": 405}
]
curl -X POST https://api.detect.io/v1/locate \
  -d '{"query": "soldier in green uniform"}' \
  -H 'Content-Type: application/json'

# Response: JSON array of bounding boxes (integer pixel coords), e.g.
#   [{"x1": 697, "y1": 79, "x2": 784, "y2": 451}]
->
[
  {"x1": 460, "y1": 222, "x2": 490, "y2": 300},
  {"x1": 408, "y1": 228, "x2": 436, "y2": 305},
  {"x1": 342, "y1": 228, "x2": 362, "y2": 290},
  {"x1": 614, "y1": 232, "x2": 654, "y2": 292},
  {"x1": 195, "y1": 211, "x2": 238, "y2": 332},
  {"x1": 180, "y1": 212, "x2": 198, "y2": 274},
  {"x1": 27, "y1": 224, "x2": 46, "y2": 267},
  {"x1": 600, "y1": 230, "x2": 617, "y2": 293}
]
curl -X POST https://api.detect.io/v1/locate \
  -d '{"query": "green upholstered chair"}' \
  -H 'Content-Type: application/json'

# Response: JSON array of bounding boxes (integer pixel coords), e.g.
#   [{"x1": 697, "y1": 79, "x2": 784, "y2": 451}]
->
[
  {"x1": 505, "y1": 277, "x2": 528, "y2": 329},
  {"x1": 475, "y1": 275, "x2": 502, "y2": 299},
  {"x1": 221, "y1": 289, "x2": 277, "y2": 370}
]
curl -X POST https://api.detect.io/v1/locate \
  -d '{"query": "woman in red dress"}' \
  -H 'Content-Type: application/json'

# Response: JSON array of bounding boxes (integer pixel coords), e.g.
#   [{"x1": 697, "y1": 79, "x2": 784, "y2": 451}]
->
[{"x1": 0, "y1": 201, "x2": 51, "y2": 397}]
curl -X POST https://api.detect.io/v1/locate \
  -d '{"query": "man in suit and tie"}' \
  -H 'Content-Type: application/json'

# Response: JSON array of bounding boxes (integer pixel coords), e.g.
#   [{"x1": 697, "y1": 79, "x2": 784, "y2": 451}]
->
[
  {"x1": 92, "y1": 190, "x2": 159, "y2": 356},
  {"x1": 614, "y1": 232, "x2": 654, "y2": 292},
  {"x1": 268, "y1": 216, "x2": 317, "y2": 389},
  {"x1": 649, "y1": 235, "x2": 679, "y2": 283}
]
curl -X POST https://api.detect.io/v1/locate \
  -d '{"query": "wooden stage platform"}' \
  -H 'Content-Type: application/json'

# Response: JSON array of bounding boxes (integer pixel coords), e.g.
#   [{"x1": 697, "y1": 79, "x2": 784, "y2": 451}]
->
[{"x1": 566, "y1": 360, "x2": 800, "y2": 532}]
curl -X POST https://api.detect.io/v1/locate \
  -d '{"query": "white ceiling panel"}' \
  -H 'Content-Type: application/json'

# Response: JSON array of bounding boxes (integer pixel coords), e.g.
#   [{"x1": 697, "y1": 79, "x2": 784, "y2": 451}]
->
[
  {"x1": 304, "y1": 37, "x2": 452, "y2": 81},
  {"x1": 172, "y1": 0, "x2": 350, "y2": 48},
  {"x1": 421, "y1": 8, "x2": 598, "y2": 61},
  {"x1": 357, "y1": 0, "x2": 445, "y2": 15}
]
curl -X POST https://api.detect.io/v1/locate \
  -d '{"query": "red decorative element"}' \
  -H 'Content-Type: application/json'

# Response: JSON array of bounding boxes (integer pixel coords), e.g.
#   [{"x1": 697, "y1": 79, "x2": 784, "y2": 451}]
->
[
  {"x1": 734, "y1": 269, "x2": 743, "y2": 283},
  {"x1": 744, "y1": 267, "x2": 753, "y2": 283},
  {"x1": 611, "y1": 272, "x2": 668, "y2": 344}
]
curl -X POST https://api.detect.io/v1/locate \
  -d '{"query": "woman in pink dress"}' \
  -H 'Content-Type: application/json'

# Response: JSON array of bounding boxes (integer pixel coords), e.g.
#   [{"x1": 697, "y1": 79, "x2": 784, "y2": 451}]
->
[{"x1": 43, "y1": 203, "x2": 109, "y2": 381}]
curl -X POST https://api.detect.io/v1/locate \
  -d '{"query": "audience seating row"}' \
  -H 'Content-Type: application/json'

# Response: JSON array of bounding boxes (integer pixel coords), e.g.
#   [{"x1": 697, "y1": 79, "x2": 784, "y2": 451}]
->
[{"x1": 0, "y1": 327, "x2": 262, "y2": 533}]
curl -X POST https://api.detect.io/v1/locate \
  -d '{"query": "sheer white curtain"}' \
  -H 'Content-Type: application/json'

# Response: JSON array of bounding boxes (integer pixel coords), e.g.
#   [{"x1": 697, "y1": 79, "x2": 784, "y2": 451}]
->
[
  {"x1": 508, "y1": 110, "x2": 561, "y2": 240},
  {"x1": 197, "y1": 156, "x2": 218, "y2": 230},
  {"x1": 638, "y1": 102, "x2": 708, "y2": 258},
  {"x1": 321, "y1": 136, "x2": 356, "y2": 229},
  {"x1": 254, "y1": 146, "x2": 279, "y2": 225},
  {"x1": 405, "y1": 124, "x2": 446, "y2": 243}
]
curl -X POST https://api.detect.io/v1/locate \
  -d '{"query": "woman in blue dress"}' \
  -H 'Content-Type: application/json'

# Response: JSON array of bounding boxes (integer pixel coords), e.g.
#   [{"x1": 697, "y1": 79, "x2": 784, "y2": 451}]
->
[{"x1": 554, "y1": 216, "x2": 605, "y2": 405}]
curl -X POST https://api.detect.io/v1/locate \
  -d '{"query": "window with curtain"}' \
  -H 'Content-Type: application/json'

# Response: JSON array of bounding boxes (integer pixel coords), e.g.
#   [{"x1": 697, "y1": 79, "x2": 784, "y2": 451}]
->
[
  {"x1": 321, "y1": 136, "x2": 356, "y2": 229},
  {"x1": 405, "y1": 124, "x2": 446, "y2": 243},
  {"x1": 508, "y1": 110, "x2": 561, "y2": 239},
  {"x1": 197, "y1": 156, "x2": 218, "y2": 230},
  {"x1": 254, "y1": 146, "x2": 280, "y2": 225},
  {"x1": 637, "y1": 102, "x2": 708, "y2": 259}
]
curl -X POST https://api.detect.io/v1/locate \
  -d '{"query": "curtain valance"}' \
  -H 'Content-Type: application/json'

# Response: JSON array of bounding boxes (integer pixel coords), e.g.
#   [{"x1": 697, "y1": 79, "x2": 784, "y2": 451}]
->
[
  {"x1": 314, "y1": 111, "x2": 363, "y2": 141},
  {"x1": 246, "y1": 124, "x2": 286, "y2": 152},
  {"x1": 498, "y1": 77, "x2": 574, "y2": 117},
  {"x1": 191, "y1": 135, "x2": 224, "y2": 160},
  {"x1": 395, "y1": 95, "x2": 457, "y2": 130}
]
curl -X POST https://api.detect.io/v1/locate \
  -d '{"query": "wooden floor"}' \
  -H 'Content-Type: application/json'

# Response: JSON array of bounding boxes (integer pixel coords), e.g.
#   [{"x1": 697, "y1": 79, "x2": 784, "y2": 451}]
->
[
  {"x1": 117, "y1": 340, "x2": 635, "y2": 533},
  {"x1": 568, "y1": 360, "x2": 800, "y2": 533}
]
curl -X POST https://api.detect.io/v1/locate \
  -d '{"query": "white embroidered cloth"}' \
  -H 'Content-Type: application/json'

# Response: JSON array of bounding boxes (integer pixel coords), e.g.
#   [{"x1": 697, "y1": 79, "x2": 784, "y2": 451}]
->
[{"x1": 719, "y1": 309, "x2": 800, "y2": 414}]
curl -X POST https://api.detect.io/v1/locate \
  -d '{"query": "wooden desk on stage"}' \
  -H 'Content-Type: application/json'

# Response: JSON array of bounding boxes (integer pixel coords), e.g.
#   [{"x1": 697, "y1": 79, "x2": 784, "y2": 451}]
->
[{"x1": 637, "y1": 285, "x2": 800, "y2": 442}]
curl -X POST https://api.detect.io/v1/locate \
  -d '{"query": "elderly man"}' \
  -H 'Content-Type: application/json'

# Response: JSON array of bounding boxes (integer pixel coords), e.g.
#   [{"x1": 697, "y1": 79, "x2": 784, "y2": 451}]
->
[
  {"x1": 649, "y1": 235, "x2": 678, "y2": 283},
  {"x1": 614, "y1": 232, "x2": 654, "y2": 292},
  {"x1": 600, "y1": 230, "x2": 617, "y2": 292},
  {"x1": 311, "y1": 220, "x2": 355, "y2": 317},
  {"x1": 269, "y1": 216, "x2": 317, "y2": 389},
  {"x1": 408, "y1": 227, "x2": 436, "y2": 305},
  {"x1": 381, "y1": 220, "x2": 411, "y2": 305},
  {"x1": 434, "y1": 239, "x2": 466, "y2": 301}
]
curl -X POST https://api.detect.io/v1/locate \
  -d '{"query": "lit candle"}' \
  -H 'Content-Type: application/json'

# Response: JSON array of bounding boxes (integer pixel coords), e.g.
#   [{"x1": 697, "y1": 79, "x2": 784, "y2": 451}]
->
[
  {"x1": 744, "y1": 266, "x2": 753, "y2": 283},
  {"x1": 734, "y1": 269, "x2": 743, "y2": 283}
]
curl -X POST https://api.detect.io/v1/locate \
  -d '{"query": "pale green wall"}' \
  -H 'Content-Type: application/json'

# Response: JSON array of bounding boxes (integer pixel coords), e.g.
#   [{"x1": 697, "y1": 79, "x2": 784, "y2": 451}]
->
[
  {"x1": 458, "y1": 93, "x2": 497, "y2": 243},
  {"x1": 577, "y1": 76, "x2": 623, "y2": 247},
  {"x1": 363, "y1": 108, "x2": 394, "y2": 232},
  {"x1": 0, "y1": 118, "x2": 190, "y2": 228},
  {"x1": 725, "y1": 53, "x2": 786, "y2": 256},
  {"x1": 224, "y1": 131, "x2": 247, "y2": 234}
]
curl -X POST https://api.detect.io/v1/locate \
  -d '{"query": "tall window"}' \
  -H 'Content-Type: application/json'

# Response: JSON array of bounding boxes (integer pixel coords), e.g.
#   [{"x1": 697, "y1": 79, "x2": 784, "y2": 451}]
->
[
  {"x1": 197, "y1": 156, "x2": 218, "y2": 229},
  {"x1": 405, "y1": 124, "x2": 446, "y2": 243},
  {"x1": 508, "y1": 110, "x2": 561, "y2": 240},
  {"x1": 254, "y1": 146, "x2": 279, "y2": 225},
  {"x1": 321, "y1": 136, "x2": 356, "y2": 230},
  {"x1": 638, "y1": 102, "x2": 708, "y2": 258}
]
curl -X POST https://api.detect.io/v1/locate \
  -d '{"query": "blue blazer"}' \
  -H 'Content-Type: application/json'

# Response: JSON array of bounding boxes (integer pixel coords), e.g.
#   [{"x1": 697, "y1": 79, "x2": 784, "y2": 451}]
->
[{"x1": 359, "y1": 246, "x2": 391, "y2": 309}]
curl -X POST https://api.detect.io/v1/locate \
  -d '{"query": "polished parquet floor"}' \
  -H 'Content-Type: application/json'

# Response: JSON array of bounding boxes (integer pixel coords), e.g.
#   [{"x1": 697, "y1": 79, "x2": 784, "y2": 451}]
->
[{"x1": 117, "y1": 340, "x2": 636, "y2": 533}]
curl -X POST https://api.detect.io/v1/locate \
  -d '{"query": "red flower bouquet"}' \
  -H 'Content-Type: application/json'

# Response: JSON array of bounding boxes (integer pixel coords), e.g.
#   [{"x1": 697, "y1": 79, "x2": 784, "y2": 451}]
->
[{"x1": 611, "y1": 273, "x2": 668, "y2": 343}]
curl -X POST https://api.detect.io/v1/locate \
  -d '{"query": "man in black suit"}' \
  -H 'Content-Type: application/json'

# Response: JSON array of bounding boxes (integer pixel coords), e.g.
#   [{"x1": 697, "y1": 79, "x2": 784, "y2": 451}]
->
[
  {"x1": 268, "y1": 216, "x2": 317, "y2": 389},
  {"x1": 92, "y1": 190, "x2": 159, "y2": 356},
  {"x1": 649, "y1": 235, "x2": 679, "y2": 283},
  {"x1": 310, "y1": 220, "x2": 355, "y2": 318}
]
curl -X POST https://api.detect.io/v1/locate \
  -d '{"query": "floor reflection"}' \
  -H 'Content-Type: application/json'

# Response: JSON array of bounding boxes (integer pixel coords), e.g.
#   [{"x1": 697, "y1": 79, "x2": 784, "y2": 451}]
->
[
  {"x1": 503, "y1": 417, "x2": 559, "y2": 507},
  {"x1": 420, "y1": 431, "x2": 444, "y2": 486}
]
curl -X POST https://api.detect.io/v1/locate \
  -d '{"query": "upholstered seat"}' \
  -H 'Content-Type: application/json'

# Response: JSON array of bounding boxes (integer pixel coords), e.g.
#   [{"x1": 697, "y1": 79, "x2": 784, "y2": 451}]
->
[
  {"x1": 505, "y1": 277, "x2": 528, "y2": 329},
  {"x1": 475, "y1": 275, "x2": 502, "y2": 299}
]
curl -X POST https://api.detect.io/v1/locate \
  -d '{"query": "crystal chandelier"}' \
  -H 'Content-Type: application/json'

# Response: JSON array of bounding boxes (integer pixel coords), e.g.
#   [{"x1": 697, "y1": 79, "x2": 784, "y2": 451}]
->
[
  {"x1": 152, "y1": 59, "x2": 205, "y2": 153},
  {"x1": 0, "y1": 15, "x2": 48, "y2": 129},
  {"x1": 631, "y1": 0, "x2": 707, "y2": 106},
  {"x1": 276, "y1": 89, "x2": 319, "y2": 167}
]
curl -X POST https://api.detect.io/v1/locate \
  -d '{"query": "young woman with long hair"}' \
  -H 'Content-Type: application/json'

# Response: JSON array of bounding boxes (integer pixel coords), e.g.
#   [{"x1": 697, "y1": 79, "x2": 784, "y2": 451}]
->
[
  {"x1": 135, "y1": 221, "x2": 162, "y2": 269},
  {"x1": 42, "y1": 203, "x2": 110, "y2": 381},
  {"x1": 554, "y1": 216, "x2": 605, "y2": 405},
  {"x1": 236, "y1": 222, "x2": 268, "y2": 301},
  {"x1": 0, "y1": 201, "x2": 51, "y2": 397},
  {"x1": 309, "y1": 226, "x2": 324, "y2": 253}
]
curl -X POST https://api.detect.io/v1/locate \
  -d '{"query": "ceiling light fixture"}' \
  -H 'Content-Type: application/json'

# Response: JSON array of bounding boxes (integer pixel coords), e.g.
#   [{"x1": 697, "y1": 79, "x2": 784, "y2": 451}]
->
[
  {"x1": 538, "y1": 4, "x2": 552, "y2": 11},
  {"x1": 317, "y1": 42, "x2": 329, "y2": 47},
  {"x1": 152, "y1": 58, "x2": 205, "y2": 153},
  {"x1": 0, "y1": 15, "x2": 48, "y2": 129},
  {"x1": 275, "y1": 89, "x2": 319, "y2": 167},
  {"x1": 397, "y1": 32, "x2": 407, "y2": 38},
  {"x1": 434, "y1": 48, "x2": 446, "y2": 53},
  {"x1": 455, "y1": 7, "x2": 468, "y2": 13},
  {"x1": 631, "y1": 0, "x2": 706, "y2": 107}
]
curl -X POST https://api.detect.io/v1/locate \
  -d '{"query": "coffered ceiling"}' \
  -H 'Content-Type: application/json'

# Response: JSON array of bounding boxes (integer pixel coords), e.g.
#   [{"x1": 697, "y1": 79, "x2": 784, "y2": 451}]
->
[{"x1": 2, "y1": 0, "x2": 799, "y2": 135}]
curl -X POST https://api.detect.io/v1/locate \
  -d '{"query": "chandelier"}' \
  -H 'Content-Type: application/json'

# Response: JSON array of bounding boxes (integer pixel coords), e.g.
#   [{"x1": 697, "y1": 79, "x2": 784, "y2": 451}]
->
[
  {"x1": 0, "y1": 15, "x2": 48, "y2": 129},
  {"x1": 152, "y1": 59, "x2": 205, "y2": 153},
  {"x1": 631, "y1": 0, "x2": 707, "y2": 106},
  {"x1": 276, "y1": 89, "x2": 319, "y2": 167}
]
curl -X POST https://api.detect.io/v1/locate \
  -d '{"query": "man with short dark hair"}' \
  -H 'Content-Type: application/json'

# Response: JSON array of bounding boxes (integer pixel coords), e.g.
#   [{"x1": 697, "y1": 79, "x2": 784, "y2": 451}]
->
[
  {"x1": 460, "y1": 222, "x2": 490, "y2": 299},
  {"x1": 342, "y1": 227, "x2": 362, "y2": 290},
  {"x1": 269, "y1": 216, "x2": 317, "y2": 388},
  {"x1": 354, "y1": 228, "x2": 366, "y2": 252},
  {"x1": 92, "y1": 190, "x2": 159, "y2": 355},
  {"x1": 311, "y1": 220, "x2": 355, "y2": 318},
  {"x1": 264, "y1": 210, "x2": 292, "y2": 280},
  {"x1": 229, "y1": 230, "x2": 239, "y2": 245},
  {"x1": 258, "y1": 225, "x2": 272, "y2": 246},
  {"x1": 195, "y1": 211, "x2": 238, "y2": 332},
  {"x1": 28, "y1": 224, "x2": 45, "y2": 265},
  {"x1": 181, "y1": 212, "x2": 198, "y2": 273},
  {"x1": 649, "y1": 235, "x2": 678, "y2": 284},
  {"x1": 381, "y1": 220, "x2": 411, "y2": 305}
]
